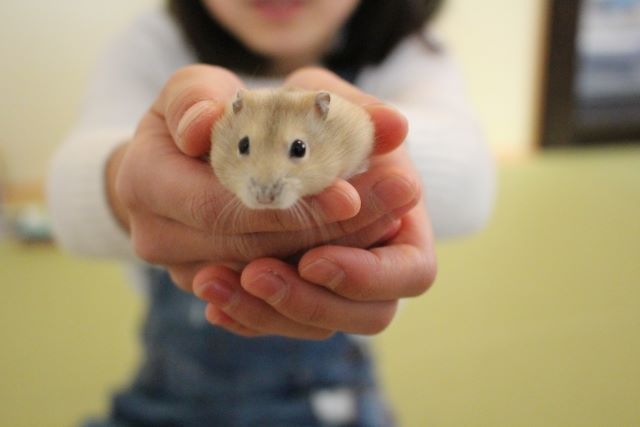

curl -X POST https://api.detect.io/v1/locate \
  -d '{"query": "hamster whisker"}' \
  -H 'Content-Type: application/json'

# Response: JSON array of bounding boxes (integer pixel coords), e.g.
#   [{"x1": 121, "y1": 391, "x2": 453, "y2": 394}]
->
[
  {"x1": 213, "y1": 196, "x2": 241, "y2": 234},
  {"x1": 228, "y1": 198, "x2": 258, "y2": 261},
  {"x1": 296, "y1": 199, "x2": 332, "y2": 249}
]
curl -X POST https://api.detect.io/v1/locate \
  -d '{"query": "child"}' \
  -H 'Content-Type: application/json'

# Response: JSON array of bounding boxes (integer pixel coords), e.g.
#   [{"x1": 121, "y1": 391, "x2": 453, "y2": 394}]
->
[{"x1": 48, "y1": 0, "x2": 495, "y2": 425}]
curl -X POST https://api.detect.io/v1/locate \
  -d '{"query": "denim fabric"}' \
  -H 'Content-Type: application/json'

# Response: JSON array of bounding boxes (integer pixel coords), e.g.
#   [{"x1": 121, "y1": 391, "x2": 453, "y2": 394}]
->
[{"x1": 83, "y1": 268, "x2": 394, "y2": 427}]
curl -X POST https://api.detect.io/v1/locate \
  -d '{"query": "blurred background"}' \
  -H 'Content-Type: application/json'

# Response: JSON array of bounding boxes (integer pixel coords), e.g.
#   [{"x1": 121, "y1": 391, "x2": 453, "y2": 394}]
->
[{"x1": 1, "y1": 1, "x2": 638, "y2": 426}]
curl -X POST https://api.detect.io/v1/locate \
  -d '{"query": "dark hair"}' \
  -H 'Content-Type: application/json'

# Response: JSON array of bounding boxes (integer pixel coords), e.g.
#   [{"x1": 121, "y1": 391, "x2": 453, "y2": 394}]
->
[{"x1": 167, "y1": 0, "x2": 443, "y2": 76}]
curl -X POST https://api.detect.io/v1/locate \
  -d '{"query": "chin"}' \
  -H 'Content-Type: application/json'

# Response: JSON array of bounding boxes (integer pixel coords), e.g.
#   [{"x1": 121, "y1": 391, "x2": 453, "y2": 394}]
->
[{"x1": 248, "y1": 35, "x2": 319, "y2": 61}]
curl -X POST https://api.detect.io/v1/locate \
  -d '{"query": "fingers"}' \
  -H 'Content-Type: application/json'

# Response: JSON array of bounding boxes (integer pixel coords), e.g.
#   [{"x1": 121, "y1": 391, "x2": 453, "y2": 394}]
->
[
  {"x1": 129, "y1": 203, "x2": 401, "y2": 266},
  {"x1": 152, "y1": 64, "x2": 244, "y2": 156},
  {"x1": 333, "y1": 146, "x2": 422, "y2": 235},
  {"x1": 367, "y1": 104, "x2": 409, "y2": 155},
  {"x1": 192, "y1": 262, "x2": 399, "y2": 336},
  {"x1": 187, "y1": 199, "x2": 433, "y2": 339},
  {"x1": 193, "y1": 266, "x2": 335, "y2": 340},
  {"x1": 299, "y1": 203, "x2": 437, "y2": 302},
  {"x1": 126, "y1": 147, "x2": 421, "y2": 267},
  {"x1": 284, "y1": 67, "x2": 408, "y2": 155},
  {"x1": 239, "y1": 260, "x2": 399, "y2": 335}
]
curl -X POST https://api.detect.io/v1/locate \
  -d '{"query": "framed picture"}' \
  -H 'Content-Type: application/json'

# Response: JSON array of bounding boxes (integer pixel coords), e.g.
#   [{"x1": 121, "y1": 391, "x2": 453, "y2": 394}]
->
[{"x1": 541, "y1": 0, "x2": 640, "y2": 146}]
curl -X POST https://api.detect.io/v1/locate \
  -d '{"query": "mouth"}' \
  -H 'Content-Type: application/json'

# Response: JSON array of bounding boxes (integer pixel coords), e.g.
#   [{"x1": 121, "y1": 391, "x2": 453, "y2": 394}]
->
[{"x1": 250, "y1": 0, "x2": 307, "y2": 21}]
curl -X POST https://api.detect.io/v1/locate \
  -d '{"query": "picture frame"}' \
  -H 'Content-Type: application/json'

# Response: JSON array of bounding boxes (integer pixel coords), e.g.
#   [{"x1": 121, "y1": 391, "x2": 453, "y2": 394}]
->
[{"x1": 540, "y1": 0, "x2": 640, "y2": 146}]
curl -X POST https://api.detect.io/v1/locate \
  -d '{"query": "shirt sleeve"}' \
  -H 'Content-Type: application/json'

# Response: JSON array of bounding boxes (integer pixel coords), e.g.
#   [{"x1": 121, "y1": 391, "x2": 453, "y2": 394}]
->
[
  {"x1": 357, "y1": 33, "x2": 496, "y2": 239},
  {"x1": 46, "y1": 10, "x2": 193, "y2": 258}
]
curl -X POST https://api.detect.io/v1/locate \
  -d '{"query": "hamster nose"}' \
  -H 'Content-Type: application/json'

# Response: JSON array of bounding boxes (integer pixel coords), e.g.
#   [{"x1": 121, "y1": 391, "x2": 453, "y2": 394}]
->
[{"x1": 252, "y1": 179, "x2": 283, "y2": 204}]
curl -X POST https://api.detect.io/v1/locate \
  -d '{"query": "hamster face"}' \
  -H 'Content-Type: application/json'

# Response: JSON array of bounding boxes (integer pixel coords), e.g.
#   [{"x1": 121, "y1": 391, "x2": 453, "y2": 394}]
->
[{"x1": 211, "y1": 90, "x2": 345, "y2": 210}]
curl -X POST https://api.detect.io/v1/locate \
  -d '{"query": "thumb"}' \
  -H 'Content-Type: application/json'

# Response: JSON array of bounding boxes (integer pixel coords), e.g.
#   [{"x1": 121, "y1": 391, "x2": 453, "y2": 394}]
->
[
  {"x1": 365, "y1": 103, "x2": 408, "y2": 155},
  {"x1": 153, "y1": 64, "x2": 244, "y2": 157}
]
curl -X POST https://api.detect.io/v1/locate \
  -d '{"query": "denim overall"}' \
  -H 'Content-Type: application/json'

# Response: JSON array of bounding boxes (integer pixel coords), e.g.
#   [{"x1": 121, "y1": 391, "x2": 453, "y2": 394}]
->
[{"x1": 84, "y1": 266, "x2": 394, "y2": 427}]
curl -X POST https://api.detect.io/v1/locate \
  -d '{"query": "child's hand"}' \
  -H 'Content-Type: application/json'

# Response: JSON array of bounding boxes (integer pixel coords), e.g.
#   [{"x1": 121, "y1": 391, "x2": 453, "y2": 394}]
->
[
  {"x1": 192, "y1": 68, "x2": 437, "y2": 338},
  {"x1": 193, "y1": 148, "x2": 435, "y2": 339},
  {"x1": 106, "y1": 65, "x2": 415, "y2": 292}
]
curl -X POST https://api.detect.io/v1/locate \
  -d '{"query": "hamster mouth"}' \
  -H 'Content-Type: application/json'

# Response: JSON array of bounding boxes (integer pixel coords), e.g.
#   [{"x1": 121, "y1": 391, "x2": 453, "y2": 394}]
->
[{"x1": 243, "y1": 178, "x2": 298, "y2": 210}]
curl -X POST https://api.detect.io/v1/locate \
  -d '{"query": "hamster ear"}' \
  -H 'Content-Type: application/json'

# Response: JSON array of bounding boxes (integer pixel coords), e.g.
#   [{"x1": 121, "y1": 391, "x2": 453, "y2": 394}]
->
[
  {"x1": 232, "y1": 90, "x2": 244, "y2": 114},
  {"x1": 314, "y1": 92, "x2": 331, "y2": 120}
]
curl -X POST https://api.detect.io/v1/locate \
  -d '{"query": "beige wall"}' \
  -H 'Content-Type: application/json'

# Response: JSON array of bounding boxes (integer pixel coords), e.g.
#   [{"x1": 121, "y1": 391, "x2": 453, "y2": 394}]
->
[
  {"x1": 0, "y1": 0, "x2": 546, "y2": 186},
  {"x1": 0, "y1": 1, "x2": 157, "y2": 187},
  {"x1": 434, "y1": 0, "x2": 547, "y2": 157}
]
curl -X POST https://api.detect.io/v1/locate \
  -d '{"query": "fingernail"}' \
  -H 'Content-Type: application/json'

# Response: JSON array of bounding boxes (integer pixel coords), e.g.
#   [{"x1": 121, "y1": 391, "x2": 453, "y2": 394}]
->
[
  {"x1": 194, "y1": 280, "x2": 234, "y2": 306},
  {"x1": 176, "y1": 100, "x2": 216, "y2": 140},
  {"x1": 373, "y1": 175, "x2": 416, "y2": 211},
  {"x1": 244, "y1": 272, "x2": 287, "y2": 304},
  {"x1": 300, "y1": 258, "x2": 345, "y2": 290}
]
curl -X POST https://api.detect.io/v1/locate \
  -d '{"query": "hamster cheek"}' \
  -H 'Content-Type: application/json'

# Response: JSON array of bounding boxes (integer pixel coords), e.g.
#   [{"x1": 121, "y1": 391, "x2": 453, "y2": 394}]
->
[
  {"x1": 277, "y1": 189, "x2": 301, "y2": 210},
  {"x1": 299, "y1": 172, "x2": 335, "y2": 198}
]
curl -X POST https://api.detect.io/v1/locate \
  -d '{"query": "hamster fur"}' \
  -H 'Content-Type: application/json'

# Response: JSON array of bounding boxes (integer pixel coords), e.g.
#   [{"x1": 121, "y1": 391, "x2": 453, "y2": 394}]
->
[{"x1": 210, "y1": 88, "x2": 374, "y2": 210}]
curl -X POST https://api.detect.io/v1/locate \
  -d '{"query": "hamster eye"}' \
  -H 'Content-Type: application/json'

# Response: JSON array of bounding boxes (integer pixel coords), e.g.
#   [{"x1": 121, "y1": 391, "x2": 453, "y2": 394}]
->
[
  {"x1": 238, "y1": 136, "x2": 250, "y2": 155},
  {"x1": 289, "y1": 139, "x2": 306, "y2": 159}
]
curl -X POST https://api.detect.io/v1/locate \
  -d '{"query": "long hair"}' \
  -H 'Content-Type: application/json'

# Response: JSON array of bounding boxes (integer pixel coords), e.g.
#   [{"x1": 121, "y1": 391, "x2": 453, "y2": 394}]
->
[{"x1": 167, "y1": 0, "x2": 443, "y2": 75}]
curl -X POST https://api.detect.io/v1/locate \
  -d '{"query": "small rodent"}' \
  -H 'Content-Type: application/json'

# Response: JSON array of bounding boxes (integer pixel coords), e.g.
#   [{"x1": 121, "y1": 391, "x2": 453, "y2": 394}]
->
[{"x1": 210, "y1": 88, "x2": 374, "y2": 210}]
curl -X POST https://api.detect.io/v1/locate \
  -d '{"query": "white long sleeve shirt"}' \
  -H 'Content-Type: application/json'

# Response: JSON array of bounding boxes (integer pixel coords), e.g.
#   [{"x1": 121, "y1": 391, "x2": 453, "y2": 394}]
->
[{"x1": 47, "y1": 8, "x2": 495, "y2": 259}]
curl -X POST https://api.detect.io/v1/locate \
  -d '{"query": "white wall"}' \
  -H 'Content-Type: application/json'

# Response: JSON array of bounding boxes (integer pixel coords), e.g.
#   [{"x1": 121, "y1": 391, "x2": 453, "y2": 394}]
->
[{"x1": 0, "y1": 0, "x2": 546, "y2": 186}]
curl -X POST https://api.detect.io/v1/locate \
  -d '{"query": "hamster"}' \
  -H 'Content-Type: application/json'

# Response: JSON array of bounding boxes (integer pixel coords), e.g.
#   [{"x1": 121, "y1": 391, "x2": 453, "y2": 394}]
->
[{"x1": 210, "y1": 88, "x2": 375, "y2": 210}]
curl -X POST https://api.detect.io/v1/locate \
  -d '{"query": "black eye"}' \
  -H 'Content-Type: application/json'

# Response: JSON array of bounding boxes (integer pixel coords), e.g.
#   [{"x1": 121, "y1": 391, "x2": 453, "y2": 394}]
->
[
  {"x1": 238, "y1": 136, "x2": 250, "y2": 155},
  {"x1": 289, "y1": 139, "x2": 306, "y2": 158}
]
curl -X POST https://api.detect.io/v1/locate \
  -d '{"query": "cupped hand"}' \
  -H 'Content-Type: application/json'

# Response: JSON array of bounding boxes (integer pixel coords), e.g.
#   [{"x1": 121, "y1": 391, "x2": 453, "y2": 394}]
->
[
  {"x1": 192, "y1": 67, "x2": 437, "y2": 338},
  {"x1": 107, "y1": 65, "x2": 414, "y2": 291},
  {"x1": 194, "y1": 149, "x2": 437, "y2": 339}
]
